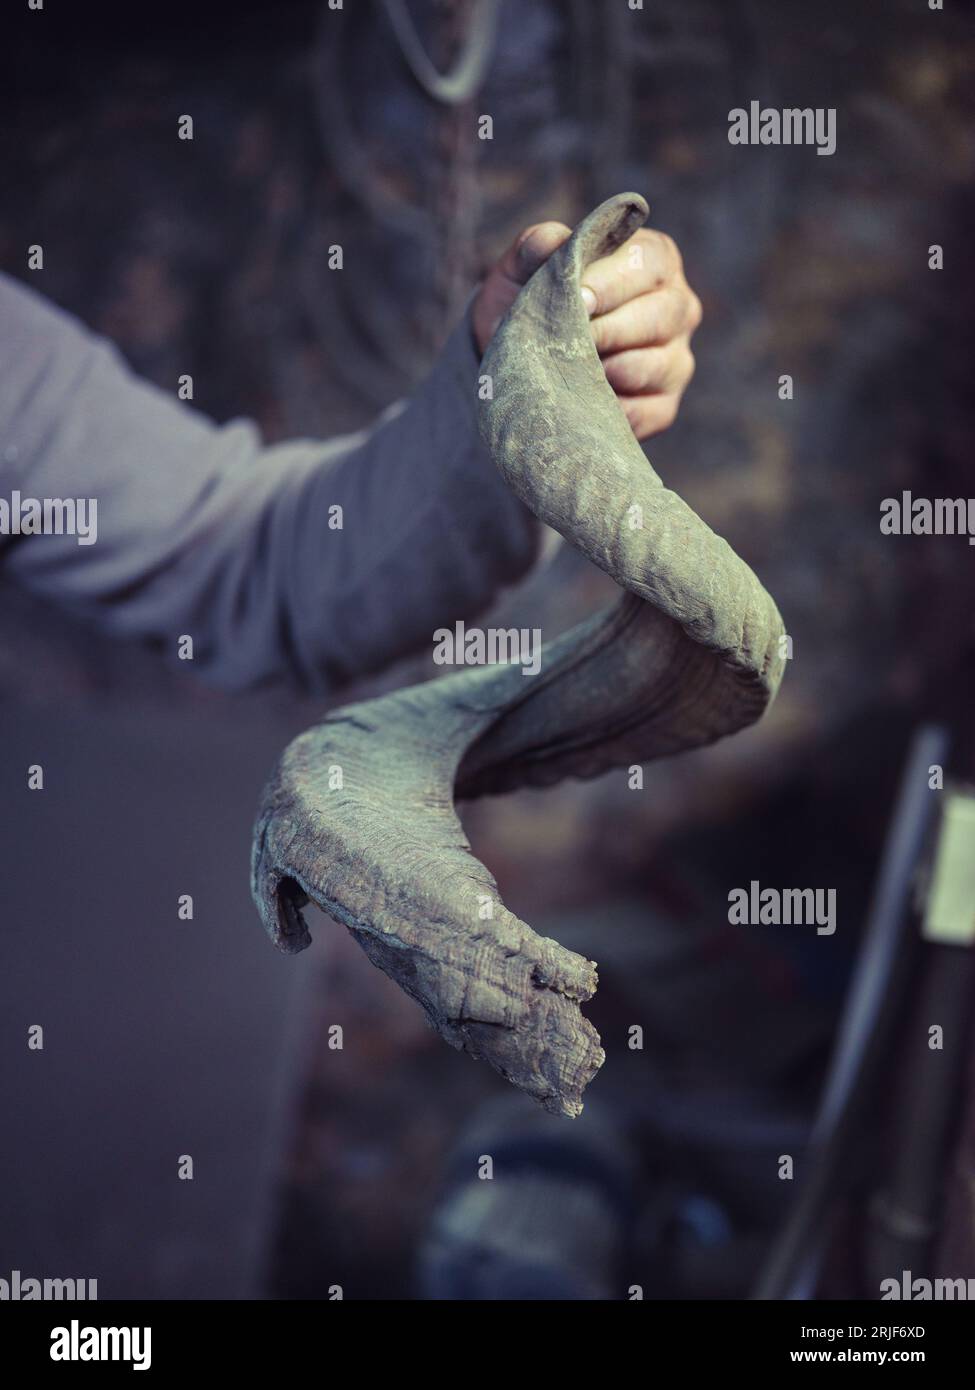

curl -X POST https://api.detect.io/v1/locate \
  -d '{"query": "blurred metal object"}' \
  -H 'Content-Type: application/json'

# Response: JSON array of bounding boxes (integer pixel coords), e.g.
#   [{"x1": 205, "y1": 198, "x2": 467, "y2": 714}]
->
[
  {"x1": 863, "y1": 782, "x2": 975, "y2": 1287},
  {"x1": 864, "y1": 939, "x2": 975, "y2": 1290},
  {"x1": 380, "y1": 0, "x2": 500, "y2": 105},
  {"x1": 922, "y1": 790, "x2": 975, "y2": 946},
  {"x1": 754, "y1": 724, "x2": 950, "y2": 1300},
  {"x1": 416, "y1": 1094, "x2": 639, "y2": 1300}
]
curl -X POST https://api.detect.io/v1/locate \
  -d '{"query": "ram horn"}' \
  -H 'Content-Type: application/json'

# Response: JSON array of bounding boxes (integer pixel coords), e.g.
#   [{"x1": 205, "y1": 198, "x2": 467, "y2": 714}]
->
[{"x1": 251, "y1": 192, "x2": 786, "y2": 1118}]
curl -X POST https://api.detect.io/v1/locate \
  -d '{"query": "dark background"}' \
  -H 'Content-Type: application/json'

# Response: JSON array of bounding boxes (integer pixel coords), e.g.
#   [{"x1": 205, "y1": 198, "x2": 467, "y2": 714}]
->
[{"x1": 1, "y1": 0, "x2": 973, "y2": 1299}]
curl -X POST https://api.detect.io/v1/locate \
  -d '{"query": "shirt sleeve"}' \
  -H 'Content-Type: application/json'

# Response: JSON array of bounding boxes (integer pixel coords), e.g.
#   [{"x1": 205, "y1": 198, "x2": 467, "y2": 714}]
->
[{"x1": 0, "y1": 271, "x2": 541, "y2": 691}]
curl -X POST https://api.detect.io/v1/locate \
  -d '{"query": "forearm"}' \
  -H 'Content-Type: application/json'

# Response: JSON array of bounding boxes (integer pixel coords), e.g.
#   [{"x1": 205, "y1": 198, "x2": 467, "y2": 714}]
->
[{"x1": 0, "y1": 273, "x2": 539, "y2": 691}]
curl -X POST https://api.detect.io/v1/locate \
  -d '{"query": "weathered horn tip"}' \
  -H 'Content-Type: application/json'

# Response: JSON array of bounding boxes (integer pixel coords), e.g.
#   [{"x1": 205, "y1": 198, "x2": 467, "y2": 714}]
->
[
  {"x1": 572, "y1": 191, "x2": 650, "y2": 262},
  {"x1": 614, "y1": 190, "x2": 649, "y2": 215}
]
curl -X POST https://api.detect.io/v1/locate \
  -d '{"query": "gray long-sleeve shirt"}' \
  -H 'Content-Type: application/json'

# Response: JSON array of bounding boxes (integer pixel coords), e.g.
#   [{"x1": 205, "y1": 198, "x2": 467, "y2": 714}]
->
[{"x1": 0, "y1": 272, "x2": 539, "y2": 691}]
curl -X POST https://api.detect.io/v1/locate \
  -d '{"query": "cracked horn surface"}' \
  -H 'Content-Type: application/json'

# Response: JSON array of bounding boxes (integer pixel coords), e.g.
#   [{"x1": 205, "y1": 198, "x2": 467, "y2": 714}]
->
[{"x1": 251, "y1": 193, "x2": 786, "y2": 1118}]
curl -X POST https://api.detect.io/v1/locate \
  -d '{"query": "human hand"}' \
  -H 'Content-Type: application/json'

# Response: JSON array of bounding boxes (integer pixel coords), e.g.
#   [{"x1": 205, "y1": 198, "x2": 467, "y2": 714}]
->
[{"x1": 473, "y1": 216, "x2": 702, "y2": 441}]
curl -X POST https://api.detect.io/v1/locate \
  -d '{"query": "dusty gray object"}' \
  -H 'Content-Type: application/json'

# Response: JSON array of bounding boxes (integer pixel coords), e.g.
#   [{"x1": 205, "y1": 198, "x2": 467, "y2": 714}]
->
[{"x1": 251, "y1": 193, "x2": 786, "y2": 1118}]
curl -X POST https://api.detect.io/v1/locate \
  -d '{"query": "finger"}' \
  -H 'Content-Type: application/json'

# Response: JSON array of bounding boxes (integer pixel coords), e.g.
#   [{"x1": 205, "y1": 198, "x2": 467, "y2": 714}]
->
[
  {"x1": 498, "y1": 220, "x2": 573, "y2": 288},
  {"x1": 602, "y1": 341, "x2": 696, "y2": 397},
  {"x1": 473, "y1": 221, "x2": 574, "y2": 353},
  {"x1": 580, "y1": 228, "x2": 683, "y2": 316},
  {"x1": 619, "y1": 393, "x2": 682, "y2": 441},
  {"x1": 589, "y1": 286, "x2": 697, "y2": 356}
]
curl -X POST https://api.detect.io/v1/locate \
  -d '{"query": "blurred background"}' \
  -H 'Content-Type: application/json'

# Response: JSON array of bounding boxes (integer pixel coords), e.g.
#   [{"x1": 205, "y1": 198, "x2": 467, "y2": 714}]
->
[{"x1": 1, "y1": 0, "x2": 973, "y2": 1300}]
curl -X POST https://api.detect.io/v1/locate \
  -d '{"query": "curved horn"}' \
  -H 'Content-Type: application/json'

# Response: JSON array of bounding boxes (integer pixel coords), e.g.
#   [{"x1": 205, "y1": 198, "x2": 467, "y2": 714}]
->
[
  {"x1": 461, "y1": 192, "x2": 784, "y2": 794},
  {"x1": 251, "y1": 193, "x2": 786, "y2": 1117}
]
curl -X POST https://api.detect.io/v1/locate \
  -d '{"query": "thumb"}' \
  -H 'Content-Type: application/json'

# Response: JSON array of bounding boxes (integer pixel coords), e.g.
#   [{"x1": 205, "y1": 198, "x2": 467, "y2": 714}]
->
[
  {"x1": 473, "y1": 220, "x2": 572, "y2": 354},
  {"x1": 503, "y1": 220, "x2": 573, "y2": 285}
]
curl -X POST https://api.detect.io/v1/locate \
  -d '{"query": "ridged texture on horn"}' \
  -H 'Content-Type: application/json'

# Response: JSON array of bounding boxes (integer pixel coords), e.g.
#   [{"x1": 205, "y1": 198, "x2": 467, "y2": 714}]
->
[
  {"x1": 251, "y1": 663, "x2": 604, "y2": 1117},
  {"x1": 479, "y1": 191, "x2": 785, "y2": 699},
  {"x1": 251, "y1": 192, "x2": 788, "y2": 1117}
]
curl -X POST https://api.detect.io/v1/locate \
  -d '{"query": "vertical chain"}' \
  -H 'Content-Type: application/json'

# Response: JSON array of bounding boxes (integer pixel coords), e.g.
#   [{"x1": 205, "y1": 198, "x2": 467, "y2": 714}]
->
[{"x1": 431, "y1": 0, "x2": 482, "y2": 350}]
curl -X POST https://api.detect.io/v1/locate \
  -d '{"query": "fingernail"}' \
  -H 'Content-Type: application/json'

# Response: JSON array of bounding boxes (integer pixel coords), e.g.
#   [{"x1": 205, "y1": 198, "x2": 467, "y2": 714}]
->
[
  {"x1": 515, "y1": 231, "x2": 543, "y2": 273},
  {"x1": 580, "y1": 286, "x2": 597, "y2": 316}
]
